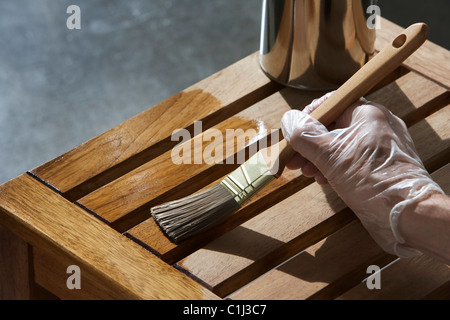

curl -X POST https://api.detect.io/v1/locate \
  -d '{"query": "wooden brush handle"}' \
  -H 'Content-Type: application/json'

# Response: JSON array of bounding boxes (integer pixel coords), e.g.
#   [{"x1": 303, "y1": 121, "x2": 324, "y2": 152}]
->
[
  {"x1": 272, "y1": 22, "x2": 429, "y2": 177},
  {"x1": 310, "y1": 22, "x2": 428, "y2": 126}
]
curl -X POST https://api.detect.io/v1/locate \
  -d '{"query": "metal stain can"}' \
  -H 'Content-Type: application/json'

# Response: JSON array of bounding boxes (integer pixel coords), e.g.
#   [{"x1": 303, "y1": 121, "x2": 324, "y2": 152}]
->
[{"x1": 260, "y1": 0, "x2": 377, "y2": 90}]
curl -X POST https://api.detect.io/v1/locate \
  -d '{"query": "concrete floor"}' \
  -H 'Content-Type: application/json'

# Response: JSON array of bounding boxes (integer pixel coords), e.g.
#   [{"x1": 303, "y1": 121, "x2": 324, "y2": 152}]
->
[{"x1": 0, "y1": 0, "x2": 449, "y2": 184}]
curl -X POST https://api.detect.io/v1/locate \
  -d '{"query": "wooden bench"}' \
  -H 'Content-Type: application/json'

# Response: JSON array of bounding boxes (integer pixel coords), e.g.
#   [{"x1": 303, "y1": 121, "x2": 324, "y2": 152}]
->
[{"x1": 1, "y1": 18, "x2": 449, "y2": 300}]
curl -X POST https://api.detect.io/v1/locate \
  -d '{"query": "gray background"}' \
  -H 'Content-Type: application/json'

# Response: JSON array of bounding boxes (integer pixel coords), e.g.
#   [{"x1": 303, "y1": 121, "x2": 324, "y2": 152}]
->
[{"x1": 1, "y1": 0, "x2": 449, "y2": 184}]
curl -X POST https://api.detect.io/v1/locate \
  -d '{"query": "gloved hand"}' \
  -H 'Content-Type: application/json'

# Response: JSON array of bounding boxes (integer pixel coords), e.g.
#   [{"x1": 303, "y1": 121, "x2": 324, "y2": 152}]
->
[{"x1": 281, "y1": 92, "x2": 445, "y2": 258}]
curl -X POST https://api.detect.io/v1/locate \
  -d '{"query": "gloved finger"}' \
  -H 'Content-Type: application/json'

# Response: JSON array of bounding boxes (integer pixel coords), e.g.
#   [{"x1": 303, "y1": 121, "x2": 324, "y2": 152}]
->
[
  {"x1": 304, "y1": 91, "x2": 335, "y2": 115},
  {"x1": 286, "y1": 152, "x2": 329, "y2": 185},
  {"x1": 301, "y1": 161, "x2": 319, "y2": 177},
  {"x1": 314, "y1": 171, "x2": 328, "y2": 185},
  {"x1": 281, "y1": 109, "x2": 333, "y2": 164},
  {"x1": 286, "y1": 152, "x2": 308, "y2": 170}
]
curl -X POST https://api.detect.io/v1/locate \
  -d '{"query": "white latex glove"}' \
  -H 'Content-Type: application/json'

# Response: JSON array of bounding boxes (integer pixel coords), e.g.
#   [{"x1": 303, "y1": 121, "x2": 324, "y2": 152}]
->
[{"x1": 281, "y1": 92, "x2": 445, "y2": 258}]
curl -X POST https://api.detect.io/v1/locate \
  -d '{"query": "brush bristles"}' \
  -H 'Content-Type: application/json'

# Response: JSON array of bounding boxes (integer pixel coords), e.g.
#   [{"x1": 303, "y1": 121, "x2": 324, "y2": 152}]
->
[{"x1": 151, "y1": 183, "x2": 241, "y2": 243}]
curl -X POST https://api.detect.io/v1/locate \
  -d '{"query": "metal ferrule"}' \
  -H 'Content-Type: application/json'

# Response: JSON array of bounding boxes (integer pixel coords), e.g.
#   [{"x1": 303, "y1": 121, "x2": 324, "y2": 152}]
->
[{"x1": 220, "y1": 151, "x2": 275, "y2": 205}]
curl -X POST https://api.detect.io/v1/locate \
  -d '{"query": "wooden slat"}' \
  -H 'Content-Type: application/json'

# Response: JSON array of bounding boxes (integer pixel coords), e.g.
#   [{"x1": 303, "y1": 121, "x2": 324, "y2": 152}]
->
[
  {"x1": 126, "y1": 71, "x2": 448, "y2": 266},
  {"x1": 365, "y1": 71, "x2": 449, "y2": 127},
  {"x1": 337, "y1": 253, "x2": 450, "y2": 300},
  {"x1": 377, "y1": 17, "x2": 450, "y2": 90},
  {"x1": 30, "y1": 52, "x2": 281, "y2": 201},
  {"x1": 408, "y1": 105, "x2": 450, "y2": 173},
  {"x1": 231, "y1": 163, "x2": 450, "y2": 300},
  {"x1": 230, "y1": 220, "x2": 389, "y2": 300},
  {"x1": 0, "y1": 174, "x2": 218, "y2": 300}
]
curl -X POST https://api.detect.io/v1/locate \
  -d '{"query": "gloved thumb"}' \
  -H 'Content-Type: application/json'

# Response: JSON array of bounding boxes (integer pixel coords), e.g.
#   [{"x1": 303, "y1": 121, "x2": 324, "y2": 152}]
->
[{"x1": 281, "y1": 109, "x2": 333, "y2": 164}]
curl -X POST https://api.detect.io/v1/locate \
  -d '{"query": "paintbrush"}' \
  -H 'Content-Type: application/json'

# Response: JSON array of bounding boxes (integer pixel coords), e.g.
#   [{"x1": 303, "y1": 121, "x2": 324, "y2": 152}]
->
[{"x1": 151, "y1": 23, "x2": 429, "y2": 243}]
